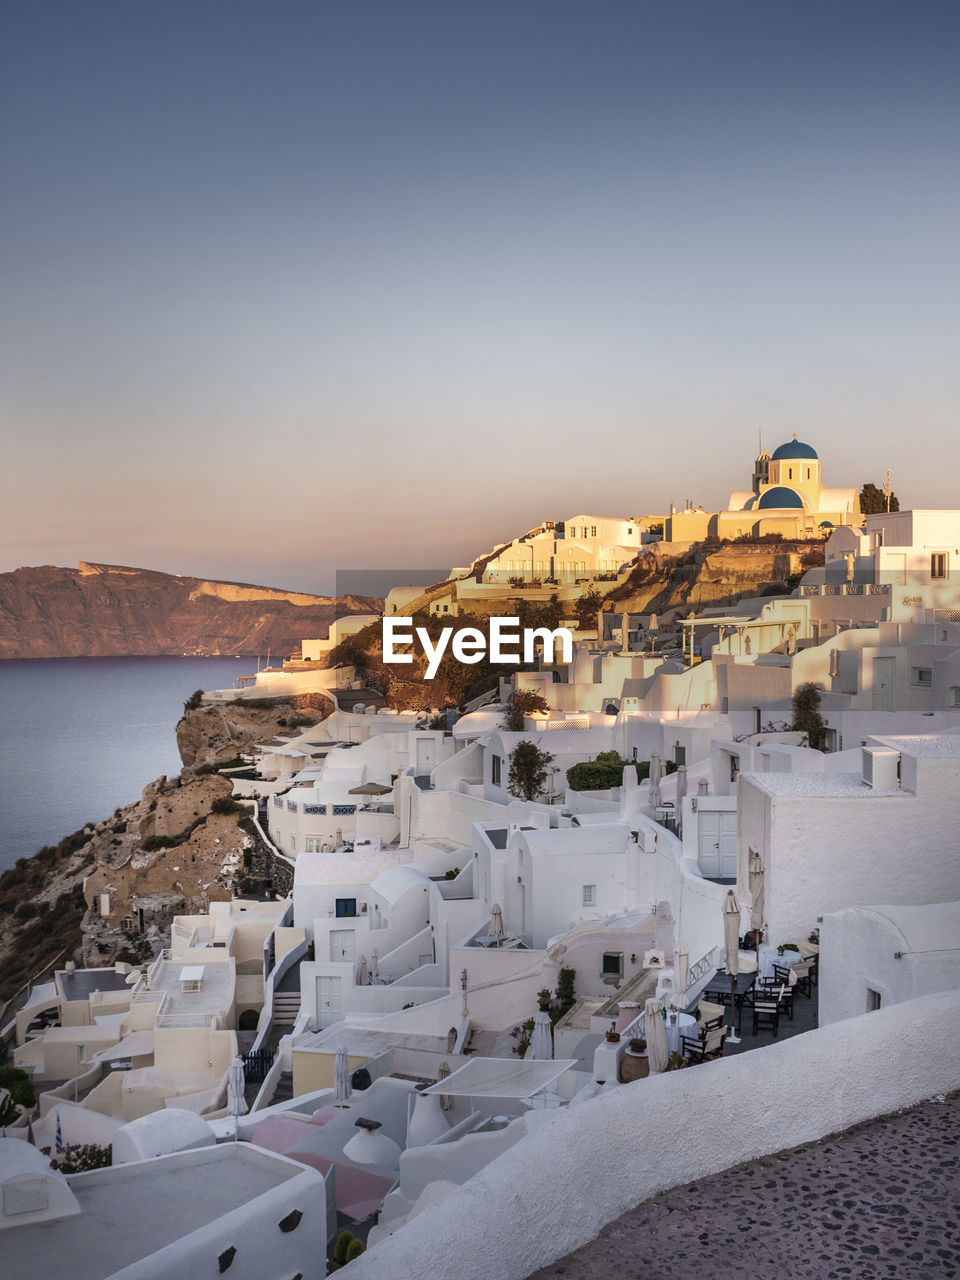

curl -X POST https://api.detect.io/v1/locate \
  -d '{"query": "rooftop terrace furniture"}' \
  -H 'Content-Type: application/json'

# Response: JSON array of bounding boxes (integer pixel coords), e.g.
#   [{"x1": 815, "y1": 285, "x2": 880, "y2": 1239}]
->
[
  {"x1": 758, "y1": 975, "x2": 795, "y2": 1022},
  {"x1": 750, "y1": 987, "x2": 783, "y2": 1037},
  {"x1": 703, "y1": 970, "x2": 755, "y2": 1035}
]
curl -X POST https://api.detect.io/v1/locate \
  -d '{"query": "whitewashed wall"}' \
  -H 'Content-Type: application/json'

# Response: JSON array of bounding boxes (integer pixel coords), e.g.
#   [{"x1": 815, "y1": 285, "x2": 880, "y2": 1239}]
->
[{"x1": 347, "y1": 991, "x2": 960, "y2": 1280}]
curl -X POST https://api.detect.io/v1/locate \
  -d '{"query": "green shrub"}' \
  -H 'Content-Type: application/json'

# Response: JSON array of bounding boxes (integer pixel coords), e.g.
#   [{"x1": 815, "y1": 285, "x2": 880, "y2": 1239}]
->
[
  {"x1": 50, "y1": 1143, "x2": 112, "y2": 1173},
  {"x1": 211, "y1": 796, "x2": 244, "y2": 815},
  {"x1": 0, "y1": 1065, "x2": 36, "y2": 1110},
  {"x1": 333, "y1": 1231, "x2": 356, "y2": 1264},
  {"x1": 345, "y1": 1238, "x2": 366, "y2": 1261},
  {"x1": 184, "y1": 689, "x2": 204, "y2": 713}
]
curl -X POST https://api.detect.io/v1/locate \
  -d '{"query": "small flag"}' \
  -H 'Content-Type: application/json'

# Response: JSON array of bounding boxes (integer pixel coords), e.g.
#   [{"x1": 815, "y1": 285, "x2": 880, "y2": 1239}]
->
[{"x1": 55, "y1": 1113, "x2": 64, "y2": 1154}]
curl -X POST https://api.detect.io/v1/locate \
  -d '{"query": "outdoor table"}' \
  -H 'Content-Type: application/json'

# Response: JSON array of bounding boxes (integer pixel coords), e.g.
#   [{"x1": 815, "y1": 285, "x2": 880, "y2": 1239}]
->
[
  {"x1": 639, "y1": 1010, "x2": 697, "y2": 1059},
  {"x1": 179, "y1": 964, "x2": 204, "y2": 994},
  {"x1": 759, "y1": 948, "x2": 803, "y2": 981},
  {"x1": 703, "y1": 969, "x2": 755, "y2": 1034}
]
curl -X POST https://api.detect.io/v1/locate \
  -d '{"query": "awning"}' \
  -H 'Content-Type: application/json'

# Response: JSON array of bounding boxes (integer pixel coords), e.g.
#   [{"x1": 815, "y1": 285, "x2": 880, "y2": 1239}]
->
[{"x1": 420, "y1": 1056, "x2": 577, "y2": 1100}]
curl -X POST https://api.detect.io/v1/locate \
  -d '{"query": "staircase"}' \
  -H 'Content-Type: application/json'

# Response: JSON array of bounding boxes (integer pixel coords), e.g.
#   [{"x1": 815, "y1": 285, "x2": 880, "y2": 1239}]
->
[
  {"x1": 271, "y1": 991, "x2": 301, "y2": 1038},
  {"x1": 271, "y1": 1073, "x2": 294, "y2": 1104}
]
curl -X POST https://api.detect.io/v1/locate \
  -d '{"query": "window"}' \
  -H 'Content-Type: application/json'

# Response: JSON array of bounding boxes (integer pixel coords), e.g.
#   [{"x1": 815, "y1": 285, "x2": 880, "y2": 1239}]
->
[
  {"x1": 753, "y1": 707, "x2": 762, "y2": 735},
  {"x1": 806, "y1": 467, "x2": 811, "y2": 479},
  {"x1": 729, "y1": 754, "x2": 740, "y2": 782},
  {"x1": 591, "y1": 525, "x2": 597, "y2": 538},
  {"x1": 601, "y1": 952, "x2": 624, "y2": 977},
  {"x1": 950, "y1": 687, "x2": 960, "y2": 708},
  {"x1": 582, "y1": 884, "x2": 597, "y2": 906},
  {"x1": 674, "y1": 744, "x2": 686, "y2": 766},
  {"x1": 492, "y1": 754, "x2": 502, "y2": 786},
  {"x1": 931, "y1": 553, "x2": 948, "y2": 579},
  {"x1": 866, "y1": 988, "x2": 882, "y2": 1012},
  {"x1": 911, "y1": 667, "x2": 933, "y2": 686},
  {"x1": 289, "y1": 835, "x2": 296, "y2": 852},
  {"x1": 335, "y1": 898, "x2": 357, "y2": 918},
  {"x1": 305, "y1": 837, "x2": 324, "y2": 853},
  {"x1": 721, "y1": 696, "x2": 729, "y2": 715}
]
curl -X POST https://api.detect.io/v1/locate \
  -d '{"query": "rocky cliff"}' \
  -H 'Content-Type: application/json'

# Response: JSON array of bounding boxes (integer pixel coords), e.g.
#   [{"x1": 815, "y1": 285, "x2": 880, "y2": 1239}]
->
[{"x1": 0, "y1": 562, "x2": 380, "y2": 660}]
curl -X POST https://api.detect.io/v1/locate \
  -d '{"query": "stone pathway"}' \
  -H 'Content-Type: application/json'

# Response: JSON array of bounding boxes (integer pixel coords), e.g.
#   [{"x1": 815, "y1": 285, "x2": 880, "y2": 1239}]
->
[{"x1": 531, "y1": 1092, "x2": 960, "y2": 1280}]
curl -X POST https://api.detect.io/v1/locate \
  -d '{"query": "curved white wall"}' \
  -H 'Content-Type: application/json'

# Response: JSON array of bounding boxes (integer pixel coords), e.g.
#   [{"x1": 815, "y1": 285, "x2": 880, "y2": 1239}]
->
[{"x1": 347, "y1": 991, "x2": 960, "y2": 1280}]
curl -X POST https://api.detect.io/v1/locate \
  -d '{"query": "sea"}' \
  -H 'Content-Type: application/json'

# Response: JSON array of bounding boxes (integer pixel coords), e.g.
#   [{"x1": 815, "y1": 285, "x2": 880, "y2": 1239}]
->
[{"x1": 0, "y1": 656, "x2": 261, "y2": 875}]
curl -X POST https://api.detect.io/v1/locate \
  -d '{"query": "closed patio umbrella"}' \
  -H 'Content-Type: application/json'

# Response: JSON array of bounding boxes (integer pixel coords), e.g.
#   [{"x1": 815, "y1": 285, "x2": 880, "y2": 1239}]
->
[
  {"x1": 490, "y1": 903, "x2": 505, "y2": 944},
  {"x1": 356, "y1": 954, "x2": 368, "y2": 987},
  {"x1": 723, "y1": 890, "x2": 742, "y2": 1043},
  {"x1": 643, "y1": 998, "x2": 669, "y2": 1074},
  {"x1": 674, "y1": 766, "x2": 688, "y2": 833},
  {"x1": 530, "y1": 1010, "x2": 554, "y2": 1060},
  {"x1": 227, "y1": 1055, "x2": 248, "y2": 1140},
  {"x1": 648, "y1": 753, "x2": 663, "y2": 811},
  {"x1": 749, "y1": 849, "x2": 765, "y2": 934},
  {"x1": 335, "y1": 827, "x2": 343, "y2": 848},
  {"x1": 673, "y1": 939, "x2": 690, "y2": 1011},
  {"x1": 334, "y1": 1046, "x2": 352, "y2": 1106},
  {"x1": 370, "y1": 950, "x2": 379, "y2": 983}
]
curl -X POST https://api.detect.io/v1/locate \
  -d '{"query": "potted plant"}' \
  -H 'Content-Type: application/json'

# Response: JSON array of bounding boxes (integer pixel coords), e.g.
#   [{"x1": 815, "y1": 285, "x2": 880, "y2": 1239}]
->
[
  {"x1": 537, "y1": 988, "x2": 552, "y2": 1012},
  {"x1": 627, "y1": 1036, "x2": 646, "y2": 1055},
  {"x1": 605, "y1": 1022, "x2": 620, "y2": 1044}
]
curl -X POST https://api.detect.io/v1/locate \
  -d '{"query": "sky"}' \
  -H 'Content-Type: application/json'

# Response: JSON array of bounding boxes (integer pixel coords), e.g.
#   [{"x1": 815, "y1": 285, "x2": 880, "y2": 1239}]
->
[{"x1": 1, "y1": 1, "x2": 958, "y2": 594}]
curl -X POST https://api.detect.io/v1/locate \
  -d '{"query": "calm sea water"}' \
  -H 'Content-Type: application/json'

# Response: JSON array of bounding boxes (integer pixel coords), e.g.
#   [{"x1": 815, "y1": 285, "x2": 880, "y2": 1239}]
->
[{"x1": 0, "y1": 657, "x2": 260, "y2": 874}]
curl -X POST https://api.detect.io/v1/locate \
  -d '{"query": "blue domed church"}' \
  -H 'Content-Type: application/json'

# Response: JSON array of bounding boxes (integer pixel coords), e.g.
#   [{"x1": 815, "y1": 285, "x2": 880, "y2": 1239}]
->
[{"x1": 665, "y1": 436, "x2": 860, "y2": 542}]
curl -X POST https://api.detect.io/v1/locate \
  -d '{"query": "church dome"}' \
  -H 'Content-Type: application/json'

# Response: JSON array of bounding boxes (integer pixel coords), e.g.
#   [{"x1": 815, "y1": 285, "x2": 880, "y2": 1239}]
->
[
  {"x1": 771, "y1": 437, "x2": 818, "y2": 461},
  {"x1": 757, "y1": 486, "x2": 804, "y2": 509}
]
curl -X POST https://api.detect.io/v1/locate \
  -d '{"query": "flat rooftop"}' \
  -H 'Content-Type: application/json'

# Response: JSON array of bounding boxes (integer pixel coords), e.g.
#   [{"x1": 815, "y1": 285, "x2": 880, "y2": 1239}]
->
[
  {"x1": 56, "y1": 968, "x2": 131, "y2": 1002},
  {"x1": 6, "y1": 1146, "x2": 300, "y2": 1280},
  {"x1": 746, "y1": 771, "x2": 903, "y2": 799}
]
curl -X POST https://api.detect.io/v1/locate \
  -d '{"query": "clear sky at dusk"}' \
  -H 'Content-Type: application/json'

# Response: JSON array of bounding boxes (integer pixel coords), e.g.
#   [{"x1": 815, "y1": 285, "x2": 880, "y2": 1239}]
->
[{"x1": 1, "y1": 1, "x2": 958, "y2": 593}]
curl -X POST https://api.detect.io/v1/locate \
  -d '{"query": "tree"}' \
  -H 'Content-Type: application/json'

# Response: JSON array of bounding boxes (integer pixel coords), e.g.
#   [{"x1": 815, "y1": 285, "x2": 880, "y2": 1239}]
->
[
  {"x1": 860, "y1": 482, "x2": 899, "y2": 515},
  {"x1": 500, "y1": 689, "x2": 549, "y2": 731},
  {"x1": 792, "y1": 682, "x2": 827, "y2": 751},
  {"x1": 573, "y1": 587, "x2": 603, "y2": 629},
  {"x1": 507, "y1": 741, "x2": 555, "y2": 802}
]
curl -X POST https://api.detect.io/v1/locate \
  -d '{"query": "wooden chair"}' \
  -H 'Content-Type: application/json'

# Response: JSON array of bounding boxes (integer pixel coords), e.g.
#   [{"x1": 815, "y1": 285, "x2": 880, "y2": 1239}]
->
[
  {"x1": 680, "y1": 1024, "x2": 728, "y2": 1063},
  {"x1": 792, "y1": 957, "x2": 815, "y2": 998},
  {"x1": 697, "y1": 999, "x2": 726, "y2": 1025},
  {"x1": 762, "y1": 973, "x2": 795, "y2": 1021},
  {"x1": 749, "y1": 985, "x2": 783, "y2": 1037}
]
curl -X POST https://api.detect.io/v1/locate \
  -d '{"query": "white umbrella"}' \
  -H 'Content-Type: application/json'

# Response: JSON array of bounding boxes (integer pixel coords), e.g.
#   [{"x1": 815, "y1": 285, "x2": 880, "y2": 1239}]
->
[
  {"x1": 530, "y1": 1010, "x2": 553, "y2": 1060},
  {"x1": 643, "y1": 998, "x2": 669, "y2": 1074},
  {"x1": 723, "y1": 890, "x2": 742, "y2": 1043},
  {"x1": 648, "y1": 753, "x2": 663, "y2": 810},
  {"x1": 334, "y1": 1046, "x2": 352, "y2": 1105},
  {"x1": 356, "y1": 954, "x2": 368, "y2": 986},
  {"x1": 335, "y1": 827, "x2": 343, "y2": 848},
  {"x1": 674, "y1": 765, "x2": 688, "y2": 832},
  {"x1": 227, "y1": 1055, "x2": 248, "y2": 1140},
  {"x1": 672, "y1": 940, "x2": 690, "y2": 1011},
  {"x1": 749, "y1": 849, "x2": 765, "y2": 934},
  {"x1": 490, "y1": 903, "x2": 505, "y2": 944},
  {"x1": 370, "y1": 949, "x2": 379, "y2": 983}
]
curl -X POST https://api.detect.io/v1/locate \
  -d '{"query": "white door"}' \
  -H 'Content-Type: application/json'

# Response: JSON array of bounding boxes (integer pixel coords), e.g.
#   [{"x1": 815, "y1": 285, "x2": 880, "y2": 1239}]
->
[
  {"x1": 315, "y1": 976, "x2": 342, "y2": 1028},
  {"x1": 874, "y1": 656, "x2": 895, "y2": 711},
  {"x1": 329, "y1": 930, "x2": 355, "y2": 963},
  {"x1": 698, "y1": 812, "x2": 738, "y2": 880},
  {"x1": 416, "y1": 738, "x2": 437, "y2": 773},
  {"x1": 698, "y1": 812, "x2": 720, "y2": 879}
]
